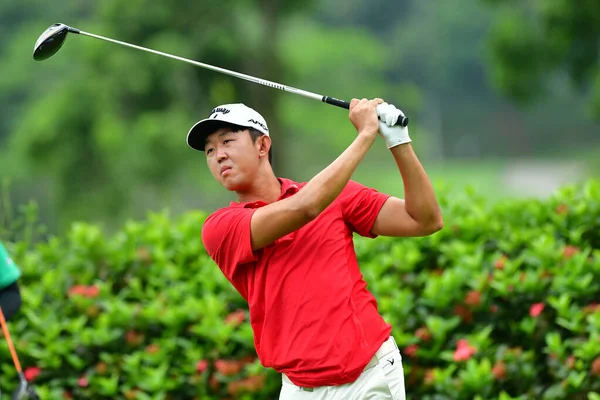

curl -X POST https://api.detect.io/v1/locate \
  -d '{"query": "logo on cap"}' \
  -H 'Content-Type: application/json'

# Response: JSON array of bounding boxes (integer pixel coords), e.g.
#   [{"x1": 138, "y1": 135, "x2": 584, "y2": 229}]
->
[
  {"x1": 210, "y1": 107, "x2": 231, "y2": 118},
  {"x1": 248, "y1": 119, "x2": 268, "y2": 131}
]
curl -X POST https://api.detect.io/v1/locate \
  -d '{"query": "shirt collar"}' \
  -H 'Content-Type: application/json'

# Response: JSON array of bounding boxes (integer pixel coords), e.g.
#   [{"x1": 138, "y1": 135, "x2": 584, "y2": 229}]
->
[{"x1": 229, "y1": 178, "x2": 301, "y2": 208}]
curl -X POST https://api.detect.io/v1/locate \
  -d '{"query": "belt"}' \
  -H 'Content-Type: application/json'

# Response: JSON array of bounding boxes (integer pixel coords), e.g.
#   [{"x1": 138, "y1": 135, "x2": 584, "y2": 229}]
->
[{"x1": 282, "y1": 336, "x2": 399, "y2": 390}]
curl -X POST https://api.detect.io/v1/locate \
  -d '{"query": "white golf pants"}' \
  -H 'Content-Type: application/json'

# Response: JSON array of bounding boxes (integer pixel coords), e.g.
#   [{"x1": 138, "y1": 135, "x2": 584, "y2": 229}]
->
[{"x1": 279, "y1": 336, "x2": 406, "y2": 400}]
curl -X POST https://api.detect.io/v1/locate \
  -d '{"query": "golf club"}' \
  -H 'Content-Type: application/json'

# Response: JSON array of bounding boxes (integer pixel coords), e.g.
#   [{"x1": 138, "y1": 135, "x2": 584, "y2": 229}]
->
[
  {"x1": 0, "y1": 307, "x2": 40, "y2": 400},
  {"x1": 33, "y1": 23, "x2": 409, "y2": 127}
]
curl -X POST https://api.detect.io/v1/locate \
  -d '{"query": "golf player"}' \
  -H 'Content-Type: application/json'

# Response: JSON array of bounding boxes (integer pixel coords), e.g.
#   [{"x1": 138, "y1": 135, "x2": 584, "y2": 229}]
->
[
  {"x1": 187, "y1": 98, "x2": 443, "y2": 399},
  {"x1": 0, "y1": 240, "x2": 23, "y2": 321}
]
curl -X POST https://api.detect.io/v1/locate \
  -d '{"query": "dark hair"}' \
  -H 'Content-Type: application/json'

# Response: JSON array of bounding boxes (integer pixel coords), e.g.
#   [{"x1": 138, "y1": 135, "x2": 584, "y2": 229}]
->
[{"x1": 206, "y1": 122, "x2": 272, "y2": 164}]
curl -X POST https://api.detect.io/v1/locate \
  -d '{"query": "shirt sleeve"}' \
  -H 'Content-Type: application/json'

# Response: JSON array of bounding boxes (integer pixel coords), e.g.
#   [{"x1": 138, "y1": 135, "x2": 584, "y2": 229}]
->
[
  {"x1": 201, "y1": 207, "x2": 258, "y2": 279},
  {"x1": 0, "y1": 242, "x2": 22, "y2": 289},
  {"x1": 339, "y1": 180, "x2": 391, "y2": 238}
]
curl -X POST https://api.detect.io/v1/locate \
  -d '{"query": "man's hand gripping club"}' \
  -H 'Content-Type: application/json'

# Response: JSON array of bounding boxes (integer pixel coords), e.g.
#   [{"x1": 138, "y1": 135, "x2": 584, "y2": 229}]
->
[
  {"x1": 348, "y1": 98, "x2": 411, "y2": 148},
  {"x1": 376, "y1": 102, "x2": 411, "y2": 148}
]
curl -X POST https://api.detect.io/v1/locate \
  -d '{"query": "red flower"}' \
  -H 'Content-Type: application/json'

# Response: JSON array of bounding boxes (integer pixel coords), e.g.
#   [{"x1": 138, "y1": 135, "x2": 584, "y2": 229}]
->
[
  {"x1": 215, "y1": 359, "x2": 244, "y2": 376},
  {"x1": 68, "y1": 285, "x2": 100, "y2": 298},
  {"x1": 490, "y1": 305, "x2": 498, "y2": 313},
  {"x1": 145, "y1": 344, "x2": 160, "y2": 354},
  {"x1": 584, "y1": 303, "x2": 600, "y2": 314},
  {"x1": 492, "y1": 361, "x2": 506, "y2": 379},
  {"x1": 24, "y1": 366, "x2": 41, "y2": 381},
  {"x1": 125, "y1": 330, "x2": 144, "y2": 346},
  {"x1": 529, "y1": 303, "x2": 545, "y2": 317},
  {"x1": 415, "y1": 327, "x2": 431, "y2": 342},
  {"x1": 453, "y1": 339, "x2": 476, "y2": 362},
  {"x1": 196, "y1": 359, "x2": 208, "y2": 374},
  {"x1": 592, "y1": 357, "x2": 600, "y2": 376},
  {"x1": 225, "y1": 309, "x2": 246, "y2": 326},
  {"x1": 555, "y1": 204, "x2": 568, "y2": 214},
  {"x1": 563, "y1": 245, "x2": 579, "y2": 259},
  {"x1": 87, "y1": 285, "x2": 100, "y2": 297},
  {"x1": 78, "y1": 376, "x2": 89, "y2": 387},
  {"x1": 454, "y1": 305, "x2": 473, "y2": 323},
  {"x1": 494, "y1": 255, "x2": 507, "y2": 270},
  {"x1": 464, "y1": 290, "x2": 482, "y2": 307},
  {"x1": 403, "y1": 344, "x2": 419, "y2": 358},
  {"x1": 424, "y1": 369, "x2": 436, "y2": 385},
  {"x1": 227, "y1": 374, "x2": 266, "y2": 395},
  {"x1": 209, "y1": 375, "x2": 220, "y2": 390}
]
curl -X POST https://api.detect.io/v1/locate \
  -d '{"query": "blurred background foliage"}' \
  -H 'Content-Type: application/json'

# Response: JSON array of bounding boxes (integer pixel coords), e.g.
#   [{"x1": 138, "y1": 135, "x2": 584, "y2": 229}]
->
[{"x1": 0, "y1": 0, "x2": 599, "y2": 236}]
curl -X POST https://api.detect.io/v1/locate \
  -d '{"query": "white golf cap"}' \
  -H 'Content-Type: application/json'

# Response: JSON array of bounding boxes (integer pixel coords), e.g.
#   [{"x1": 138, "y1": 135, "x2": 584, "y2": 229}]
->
[{"x1": 186, "y1": 103, "x2": 269, "y2": 151}]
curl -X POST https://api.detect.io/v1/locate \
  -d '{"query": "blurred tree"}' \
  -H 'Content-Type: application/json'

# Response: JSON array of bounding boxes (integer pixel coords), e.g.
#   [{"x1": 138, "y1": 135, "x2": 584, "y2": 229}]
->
[
  {"x1": 3, "y1": 0, "x2": 598, "y2": 235},
  {"x1": 6, "y1": 0, "x2": 315, "y2": 231},
  {"x1": 380, "y1": 1, "x2": 497, "y2": 159},
  {"x1": 313, "y1": 0, "x2": 504, "y2": 158},
  {"x1": 315, "y1": 0, "x2": 600, "y2": 159},
  {"x1": 482, "y1": 0, "x2": 600, "y2": 119}
]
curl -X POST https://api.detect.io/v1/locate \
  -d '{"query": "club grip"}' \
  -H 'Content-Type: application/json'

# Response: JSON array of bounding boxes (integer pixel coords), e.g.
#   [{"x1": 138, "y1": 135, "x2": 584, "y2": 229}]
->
[
  {"x1": 395, "y1": 115, "x2": 409, "y2": 127},
  {"x1": 322, "y1": 96, "x2": 409, "y2": 127},
  {"x1": 323, "y1": 96, "x2": 351, "y2": 109}
]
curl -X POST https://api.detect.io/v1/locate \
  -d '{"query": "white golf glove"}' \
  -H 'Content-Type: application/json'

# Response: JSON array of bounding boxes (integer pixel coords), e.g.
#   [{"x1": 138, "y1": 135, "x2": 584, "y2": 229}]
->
[{"x1": 376, "y1": 102, "x2": 411, "y2": 148}]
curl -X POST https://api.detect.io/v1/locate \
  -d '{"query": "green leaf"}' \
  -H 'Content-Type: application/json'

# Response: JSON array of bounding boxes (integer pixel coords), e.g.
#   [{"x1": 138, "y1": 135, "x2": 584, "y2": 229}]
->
[{"x1": 95, "y1": 374, "x2": 120, "y2": 396}]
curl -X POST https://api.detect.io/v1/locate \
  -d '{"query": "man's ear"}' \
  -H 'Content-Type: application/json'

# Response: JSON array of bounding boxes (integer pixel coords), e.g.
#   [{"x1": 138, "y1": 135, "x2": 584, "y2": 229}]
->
[{"x1": 258, "y1": 135, "x2": 272, "y2": 159}]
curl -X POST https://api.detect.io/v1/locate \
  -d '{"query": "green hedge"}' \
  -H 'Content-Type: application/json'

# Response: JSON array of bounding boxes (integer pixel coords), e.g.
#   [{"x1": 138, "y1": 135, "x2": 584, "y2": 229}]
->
[{"x1": 1, "y1": 179, "x2": 600, "y2": 399}]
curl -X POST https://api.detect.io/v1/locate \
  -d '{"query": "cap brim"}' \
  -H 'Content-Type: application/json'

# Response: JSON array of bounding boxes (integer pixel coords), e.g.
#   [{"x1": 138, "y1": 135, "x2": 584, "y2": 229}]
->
[
  {"x1": 187, "y1": 119, "x2": 236, "y2": 152},
  {"x1": 186, "y1": 117, "x2": 269, "y2": 152}
]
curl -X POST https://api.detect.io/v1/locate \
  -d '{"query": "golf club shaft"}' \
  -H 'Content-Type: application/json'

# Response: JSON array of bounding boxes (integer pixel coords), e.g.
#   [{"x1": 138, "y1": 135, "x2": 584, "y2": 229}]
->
[
  {"x1": 78, "y1": 30, "x2": 325, "y2": 102},
  {"x1": 0, "y1": 307, "x2": 23, "y2": 373},
  {"x1": 70, "y1": 28, "x2": 408, "y2": 126}
]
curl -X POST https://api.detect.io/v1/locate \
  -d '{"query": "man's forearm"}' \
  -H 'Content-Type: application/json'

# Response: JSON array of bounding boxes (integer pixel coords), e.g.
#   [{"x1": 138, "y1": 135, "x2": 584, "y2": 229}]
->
[
  {"x1": 298, "y1": 134, "x2": 376, "y2": 217},
  {"x1": 391, "y1": 144, "x2": 443, "y2": 229}
]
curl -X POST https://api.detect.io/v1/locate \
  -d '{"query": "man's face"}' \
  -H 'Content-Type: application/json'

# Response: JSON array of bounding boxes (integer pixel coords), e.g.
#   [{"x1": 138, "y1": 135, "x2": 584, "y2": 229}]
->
[{"x1": 204, "y1": 127, "x2": 261, "y2": 191}]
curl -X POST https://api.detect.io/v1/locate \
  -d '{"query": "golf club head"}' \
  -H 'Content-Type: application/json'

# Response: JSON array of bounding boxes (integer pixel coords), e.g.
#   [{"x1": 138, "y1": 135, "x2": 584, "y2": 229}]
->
[
  {"x1": 10, "y1": 375, "x2": 28, "y2": 400},
  {"x1": 25, "y1": 385, "x2": 40, "y2": 400},
  {"x1": 10, "y1": 374, "x2": 39, "y2": 400},
  {"x1": 33, "y1": 23, "x2": 77, "y2": 61}
]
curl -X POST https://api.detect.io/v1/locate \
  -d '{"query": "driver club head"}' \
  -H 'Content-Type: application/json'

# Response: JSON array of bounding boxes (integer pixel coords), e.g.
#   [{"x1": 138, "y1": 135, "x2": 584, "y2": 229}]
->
[
  {"x1": 33, "y1": 23, "x2": 79, "y2": 61},
  {"x1": 11, "y1": 374, "x2": 39, "y2": 400},
  {"x1": 10, "y1": 375, "x2": 28, "y2": 400},
  {"x1": 25, "y1": 385, "x2": 40, "y2": 400}
]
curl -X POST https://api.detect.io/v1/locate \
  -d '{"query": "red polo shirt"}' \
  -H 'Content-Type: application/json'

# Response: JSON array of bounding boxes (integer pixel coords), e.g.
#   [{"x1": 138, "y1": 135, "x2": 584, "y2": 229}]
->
[{"x1": 201, "y1": 178, "x2": 392, "y2": 387}]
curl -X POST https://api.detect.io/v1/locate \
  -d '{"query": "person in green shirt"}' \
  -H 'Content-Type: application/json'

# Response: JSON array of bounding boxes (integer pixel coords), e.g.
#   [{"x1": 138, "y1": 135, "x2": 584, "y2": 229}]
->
[{"x1": 0, "y1": 240, "x2": 22, "y2": 321}]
